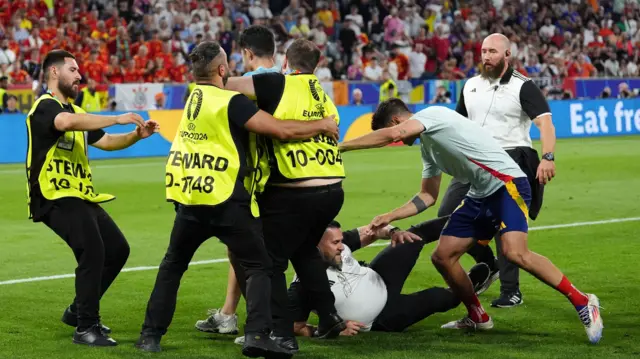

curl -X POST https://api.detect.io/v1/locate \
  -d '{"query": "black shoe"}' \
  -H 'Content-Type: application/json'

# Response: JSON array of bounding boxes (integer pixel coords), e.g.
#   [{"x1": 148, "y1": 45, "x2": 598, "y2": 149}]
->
[
  {"x1": 73, "y1": 324, "x2": 117, "y2": 347},
  {"x1": 468, "y1": 263, "x2": 491, "y2": 294},
  {"x1": 475, "y1": 260, "x2": 500, "y2": 295},
  {"x1": 135, "y1": 335, "x2": 162, "y2": 352},
  {"x1": 271, "y1": 335, "x2": 299, "y2": 354},
  {"x1": 242, "y1": 331, "x2": 292, "y2": 359},
  {"x1": 62, "y1": 306, "x2": 112, "y2": 334},
  {"x1": 491, "y1": 291, "x2": 523, "y2": 308},
  {"x1": 315, "y1": 313, "x2": 346, "y2": 339}
]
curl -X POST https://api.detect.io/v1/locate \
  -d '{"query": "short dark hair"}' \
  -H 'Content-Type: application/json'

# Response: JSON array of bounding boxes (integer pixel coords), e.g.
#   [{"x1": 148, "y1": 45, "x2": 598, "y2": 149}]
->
[
  {"x1": 42, "y1": 50, "x2": 76, "y2": 82},
  {"x1": 327, "y1": 221, "x2": 341, "y2": 229},
  {"x1": 189, "y1": 41, "x2": 223, "y2": 81},
  {"x1": 238, "y1": 25, "x2": 275, "y2": 58},
  {"x1": 285, "y1": 39, "x2": 321, "y2": 73},
  {"x1": 371, "y1": 98, "x2": 410, "y2": 130}
]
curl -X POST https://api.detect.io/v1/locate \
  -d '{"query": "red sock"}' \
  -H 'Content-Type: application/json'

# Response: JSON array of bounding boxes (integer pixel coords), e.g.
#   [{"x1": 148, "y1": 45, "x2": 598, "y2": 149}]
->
[
  {"x1": 555, "y1": 275, "x2": 589, "y2": 308},
  {"x1": 463, "y1": 294, "x2": 489, "y2": 323}
]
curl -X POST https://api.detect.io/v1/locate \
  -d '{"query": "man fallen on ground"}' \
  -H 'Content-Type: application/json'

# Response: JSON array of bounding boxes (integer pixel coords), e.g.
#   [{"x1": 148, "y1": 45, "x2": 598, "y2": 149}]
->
[{"x1": 232, "y1": 216, "x2": 490, "y2": 344}]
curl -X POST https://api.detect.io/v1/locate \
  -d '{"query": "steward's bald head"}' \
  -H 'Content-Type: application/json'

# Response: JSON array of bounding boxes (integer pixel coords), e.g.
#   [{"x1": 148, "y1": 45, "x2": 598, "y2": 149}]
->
[
  {"x1": 480, "y1": 33, "x2": 510, "y2": 79},
  {"x1": 483, "y1": 33, "x2": 511, "y2": 54}
]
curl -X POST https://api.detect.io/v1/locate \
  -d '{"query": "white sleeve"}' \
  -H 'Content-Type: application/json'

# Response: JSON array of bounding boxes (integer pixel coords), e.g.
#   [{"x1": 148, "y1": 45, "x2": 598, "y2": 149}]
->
[
  {"x1": 410, "y1": 109, "x2": 433, "y2": 133},
  {"x1": 421, "y1": 144, "x2": 442, "y2": 179}
]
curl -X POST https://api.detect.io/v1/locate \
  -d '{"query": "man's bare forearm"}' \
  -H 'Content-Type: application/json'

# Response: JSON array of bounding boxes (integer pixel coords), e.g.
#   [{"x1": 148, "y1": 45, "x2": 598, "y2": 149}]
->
[
  {"x1": 55, "y1": 112, "x2": 118, "y2": 132},
  {"x1": 93, "y1": 132, "x2": 140, "y2": 151},
  {"x1": 537, "y1": 115, "x2": 556, "y2": 154},
  {"x1": 387, "y1": 192, "x2": 436, "y2": 223},
  {"x1": 278, "y1": 120, "x2": 329, "y2": 140},
  {"x1": 356, "y1": 224, "x2": 397, "y2": 247},
  {"x1": 339, "y1": 129, "x2": 395, "y2": 152},
  {"x1": 225, "y1": 77, "x2": 256, "y2": 97}
]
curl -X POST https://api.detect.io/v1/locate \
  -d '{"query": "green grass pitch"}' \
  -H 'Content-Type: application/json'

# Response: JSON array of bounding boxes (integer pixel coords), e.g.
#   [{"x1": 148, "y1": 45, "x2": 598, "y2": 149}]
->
[{"x1": 0, "y1": 136, "x2": 639, "y2": 359}]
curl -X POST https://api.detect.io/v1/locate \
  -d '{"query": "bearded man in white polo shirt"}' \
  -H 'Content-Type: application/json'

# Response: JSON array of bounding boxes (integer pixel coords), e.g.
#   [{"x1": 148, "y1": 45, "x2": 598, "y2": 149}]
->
[
  {"x1": 288, "y1": 218, "x2": 492, "y2": 337},
  {"x1": 437, "y1": 33, "x2": 557, "y2": 308}
]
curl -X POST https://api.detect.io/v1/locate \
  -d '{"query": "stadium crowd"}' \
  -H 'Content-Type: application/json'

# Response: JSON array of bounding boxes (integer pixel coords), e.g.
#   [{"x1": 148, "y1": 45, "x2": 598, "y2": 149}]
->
[{"x1": 1, "y1": 0, "x2": 640, "y2": 111}]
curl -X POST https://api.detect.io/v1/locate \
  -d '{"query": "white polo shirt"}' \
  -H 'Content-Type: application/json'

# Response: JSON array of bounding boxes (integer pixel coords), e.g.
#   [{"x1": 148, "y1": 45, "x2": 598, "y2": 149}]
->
[
  {"x1": 289, "y1": 233, "x2": 387, "y2": 332},
  {"x1": 325, "y1": 245, "x2": 387, "y2": 332},
  {"x1": 456, "y1": 67, "x2": 551, "y2": 149}
]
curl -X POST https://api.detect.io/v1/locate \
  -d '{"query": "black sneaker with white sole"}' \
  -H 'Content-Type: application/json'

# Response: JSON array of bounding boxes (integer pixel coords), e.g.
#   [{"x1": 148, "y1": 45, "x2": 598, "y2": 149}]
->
[
  {"x1": 73, "y1": 324, "x2": 117, "y2": 347},
  {"x1": 491, "y1": 291, "x2": 523, "y2": 308}
]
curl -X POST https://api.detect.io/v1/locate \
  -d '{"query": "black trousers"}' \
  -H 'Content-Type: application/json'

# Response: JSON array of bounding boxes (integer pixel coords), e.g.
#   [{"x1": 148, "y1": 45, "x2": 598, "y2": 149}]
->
[
  {"x1": 141, "y1": 201, "x2": 273, "y2": 336},
  {"x1": 42, "y1": 198, "x2": 130, "y2": 329},
  {"x1": 437, "y1": 178, "x2": 519, "y2": 293},
  {"x1": 260, "y1": 182, "x2": 344, "y2": 337},
  {"x1": 371, "y1": 216, "x2": 460, "y2": 332}
]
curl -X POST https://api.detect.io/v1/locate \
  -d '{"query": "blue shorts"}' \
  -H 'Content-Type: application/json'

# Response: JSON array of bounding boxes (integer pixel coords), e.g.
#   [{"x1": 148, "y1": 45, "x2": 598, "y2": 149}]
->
[{"x1": 441, "y1": 177, "x2": 531, "y2": 241}]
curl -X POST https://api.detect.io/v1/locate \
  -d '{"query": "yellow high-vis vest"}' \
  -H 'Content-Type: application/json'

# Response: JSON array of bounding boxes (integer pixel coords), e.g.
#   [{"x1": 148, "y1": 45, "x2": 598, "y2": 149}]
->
[
  {"x1": 267, "y1": 74, "x2": 345, "y2": 182},
  {"x1": 80, "y1": 88, "x2": 101, "y2": 112},
  {"x1": 166, "y1": 84, "x2": 259, "y2": 215},
  {"x1": 25, "y1": 94, "x2": 114, "y2": 218},
  {"x1": 379, "y1": 79, "x2": 398, "y2": 102}
]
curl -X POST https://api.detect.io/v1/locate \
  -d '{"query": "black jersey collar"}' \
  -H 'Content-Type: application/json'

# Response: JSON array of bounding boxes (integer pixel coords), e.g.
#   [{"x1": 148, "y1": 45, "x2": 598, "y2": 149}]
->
[{"x1": 500, "y1": 66, "x2": 514, "y2": 84}]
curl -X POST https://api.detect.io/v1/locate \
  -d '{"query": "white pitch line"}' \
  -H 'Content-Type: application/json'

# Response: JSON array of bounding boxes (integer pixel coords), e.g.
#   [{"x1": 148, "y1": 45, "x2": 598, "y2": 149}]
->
[
  {"x1": 0, "y1": 258, "x2": 230, "y2": 286},
  {"x1": 367, "y1": 216, "x2": 640, "y2": 248},
  {"x1": 1, "y1": 217, "x2": 639, "y2": 286}
]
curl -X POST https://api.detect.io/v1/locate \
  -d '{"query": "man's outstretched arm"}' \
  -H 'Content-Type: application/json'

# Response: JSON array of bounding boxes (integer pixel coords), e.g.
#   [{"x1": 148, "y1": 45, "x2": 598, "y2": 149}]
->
[
  {"x1": 225, "y1": 76, "x2": 256, "y2": 97},
  {"x1": 368, "y1": 175, "x2": 442, "y2": 231},
  {"x1": 342, "y1": 224, "x2": 421, "y2": 251},
  {"x1": 339, "y1": 119, "x2": 424, "y2": 152}
]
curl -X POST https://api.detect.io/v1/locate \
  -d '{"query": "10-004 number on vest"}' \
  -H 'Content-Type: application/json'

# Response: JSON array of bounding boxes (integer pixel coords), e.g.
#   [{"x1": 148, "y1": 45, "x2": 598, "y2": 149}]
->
[{"x1": 285, "y1": 148, "x2": 343, "y2": 168}]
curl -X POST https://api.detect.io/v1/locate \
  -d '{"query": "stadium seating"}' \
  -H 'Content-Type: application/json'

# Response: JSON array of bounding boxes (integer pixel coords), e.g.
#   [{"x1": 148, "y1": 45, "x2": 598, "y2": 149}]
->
[{"x1": 1, "y1": 0, "x2": 640, "y2": 113}]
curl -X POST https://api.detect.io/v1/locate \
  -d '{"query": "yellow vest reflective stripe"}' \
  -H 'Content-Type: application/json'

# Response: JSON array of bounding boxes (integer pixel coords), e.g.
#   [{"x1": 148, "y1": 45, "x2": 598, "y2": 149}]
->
[
  {"x1": 25, "y1": 94, "x2": 114, "y2": 218},
  {"x1": 269, "y1": 74, "x2": 345, "y2": 182},
  {"x1": 166, "y1": 85, "x2": 257, "y2": 214},
  {"x1": 80, "y1": 88, "x2": 101, "y2": 112}
]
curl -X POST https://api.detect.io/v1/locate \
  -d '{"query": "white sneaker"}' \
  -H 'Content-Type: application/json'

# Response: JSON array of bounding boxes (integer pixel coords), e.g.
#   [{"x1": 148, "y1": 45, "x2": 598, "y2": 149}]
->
[
  {"x1": 578, "y1": 294, "x2": 604, "y2": 344},
  {"x1": 194, "y1": 308, "x2": 239, "y2": 334},
  {"x1": 441, "y1": 316, "x2": 494, "y2": 330},
  {"x1": 233, "y1": 336, "x2": 244, "y2": 345}
]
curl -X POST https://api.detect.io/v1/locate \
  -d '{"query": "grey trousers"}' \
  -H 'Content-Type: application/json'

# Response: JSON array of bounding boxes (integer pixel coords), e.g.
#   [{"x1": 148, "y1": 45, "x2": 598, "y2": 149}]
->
[{"x1": 437, "y1": 178, "x2": 520, "y2": 294}]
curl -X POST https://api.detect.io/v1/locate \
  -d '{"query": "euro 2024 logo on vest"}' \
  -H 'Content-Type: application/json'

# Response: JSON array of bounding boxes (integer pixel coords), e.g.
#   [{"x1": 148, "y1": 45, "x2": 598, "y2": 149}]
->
[
  {"x1": 309, "y1": 79, "x2": 327, "y2": 103},
  {"x1": 132, "y1": 85, "x2": 148, "y2": 110}
]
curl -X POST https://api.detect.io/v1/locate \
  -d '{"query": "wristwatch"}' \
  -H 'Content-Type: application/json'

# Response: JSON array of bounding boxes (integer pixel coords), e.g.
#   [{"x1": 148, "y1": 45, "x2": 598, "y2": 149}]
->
[
  {"x1": 542, "y1": 152, "x2": 555, "y2": 161},
  {"x1": 388, "y1": 226, "x2": 400, "y2": 236}
]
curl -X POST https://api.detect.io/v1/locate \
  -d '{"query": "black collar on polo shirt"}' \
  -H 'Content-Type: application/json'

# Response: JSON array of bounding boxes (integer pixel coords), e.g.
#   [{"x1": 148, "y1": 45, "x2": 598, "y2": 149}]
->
[{"x1": 500, "y1": 66, "x2": 514, "y2": 84}]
